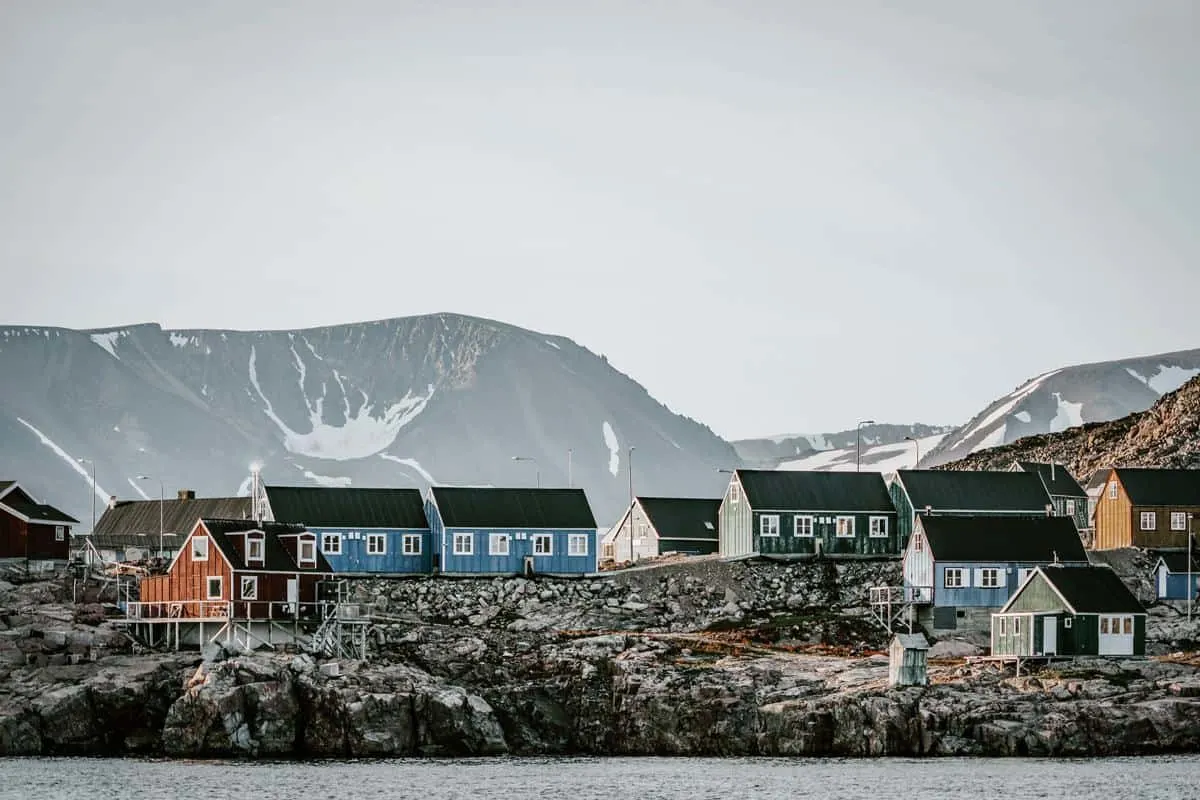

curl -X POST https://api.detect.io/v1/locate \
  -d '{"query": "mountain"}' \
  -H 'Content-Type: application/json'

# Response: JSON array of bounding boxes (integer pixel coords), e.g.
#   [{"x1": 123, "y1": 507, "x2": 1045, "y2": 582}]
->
[
  {"x1": 0, "y1": 314, "x2": 739, "y2": 528},
  {"x1": 732, "y1": 424, "x2": 954, "y2": 472},
  {"x1": 923, "y1": 349, "x2": 1200, "y2": 466},
  {"x1": 941, "y1": 376, "x2": 1200, "y2": 479}
]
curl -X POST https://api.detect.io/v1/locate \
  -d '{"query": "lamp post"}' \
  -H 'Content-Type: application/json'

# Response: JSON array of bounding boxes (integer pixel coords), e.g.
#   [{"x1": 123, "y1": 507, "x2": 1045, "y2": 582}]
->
[
  {"x1": 627, "y1": 447, "x2": 636, "y2": 563},
  {"x1": 567, "y1": 448, "x2": 573, "y2": 489},
  {"x1": 856, "y1": 420, "x2": 876, "y2": 472},
  {"x1": 512, "y1": 456, "x2": 540, "y2": 488},
  {"x1": 77, "y1": 458, "x2": 96, "y2": 561},
  {"x1": 904, "y1": 435, "x2": 921, "y2": 468},
  {"x1": 137, "y1": 475, "x2": 164, "y2": 559},
  {"x1": 1189, "y1": 512, "x2": 1194, "y2": 624}
]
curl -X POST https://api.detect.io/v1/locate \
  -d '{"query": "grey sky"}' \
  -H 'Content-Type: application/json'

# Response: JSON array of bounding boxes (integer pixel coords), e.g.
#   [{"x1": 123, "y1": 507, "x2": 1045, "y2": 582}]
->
[{"x1": 2, "y1": 1, "x2": 1197, "y2": 441}]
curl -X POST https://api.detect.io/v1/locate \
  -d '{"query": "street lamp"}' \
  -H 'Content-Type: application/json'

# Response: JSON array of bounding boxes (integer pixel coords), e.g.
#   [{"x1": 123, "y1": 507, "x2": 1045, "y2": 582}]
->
[
  {"x1": 1189, "y1": 512, "x2": 1194, "y2": 624},
  {"x1": 77, "y1": 458, "x2": 96, "y2": 556},
  {"x1": 904, "y1": 435, "x2": 921, "y2": 468},
  {"x1": 856, "y1": 420, "x2": 876, "y2": 472},
  {"x1": 511, "y1": 456, "x2": 540, "y2": 488},
  {"x1": 627, "y1": 446, "x2": 636, "y2": 563},
  {"x1": 567, "y1": 448, "x2": 573, "y2": 489},
  {"x1": 137, "y1": 475, "x2": 164, "y2": 559}
]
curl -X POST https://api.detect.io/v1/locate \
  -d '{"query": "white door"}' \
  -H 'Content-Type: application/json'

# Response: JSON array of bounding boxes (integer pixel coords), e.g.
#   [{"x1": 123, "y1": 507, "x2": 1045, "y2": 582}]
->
[
  {"x1": 286, "y1": 578, "x2": 299, "y2": 614},
  {"x1": 1043, "y1": 617, "x2": 1057, "y2": 656},
  {"x1": 1098, "y1": 615, "x2": 1134, "y2": 655},
  {"x1": 1158, "y1": 566, "x2": 1168, "y2": 599}
]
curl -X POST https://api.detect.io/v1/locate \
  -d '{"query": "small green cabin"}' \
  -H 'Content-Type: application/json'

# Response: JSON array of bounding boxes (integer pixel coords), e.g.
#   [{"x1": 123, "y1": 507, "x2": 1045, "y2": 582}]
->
[{"x1": 991, "y1": 565, "x2": 1146, "y2": 658}]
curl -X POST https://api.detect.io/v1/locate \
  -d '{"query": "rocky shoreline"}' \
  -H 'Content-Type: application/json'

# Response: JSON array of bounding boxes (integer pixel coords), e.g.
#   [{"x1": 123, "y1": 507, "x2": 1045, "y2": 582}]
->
[{"x1": 3, "y1": 557, "x2": 1200, "y2": 758}]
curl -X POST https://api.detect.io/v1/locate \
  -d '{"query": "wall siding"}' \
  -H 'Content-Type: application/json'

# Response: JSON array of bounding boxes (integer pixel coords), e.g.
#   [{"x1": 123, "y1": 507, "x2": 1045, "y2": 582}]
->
[
  {"x1": 1094, "y1": 477, "x2": 1132, "y2": 550},
  {"x1": 718, "y1": 479, "x2": 753, "y2": 558},
  {"x1": 141, "y1": 531, "x2": 233, "y2": 616},
  {"x1": 312, "y1": 526, "x2": 432, "y2": 574},
  {"x1": 607, "y1": 504, "x2": 661, "y2": 562},
  {"x1": 890, "y1": 482, "x2": 915, "y2": 546},
  {"x1": 935, "y1": 562, "x2": 1060, "y2": 608},
  {"x1": 439, "y1": 527, "x2": 597, "y2": 575},
  {"x1": 1051, "y1": 494, "x2": 1090, "y2": 534},
  {"x1": 753, "y1": 510, "x2": 899, "y2": 558},
  {"x1": 1158, "y1": 566, "x2": 1200, "y2": 601},
  {"x1": 1128, "y1": 505, "x2": 1200, "y2": 550},
  {"x1": 902, "y1": 535, "x2": 934, "y2": 597},
  {"x1": 1003, "y1": 574, "x2": 1069, "y2": 613}
]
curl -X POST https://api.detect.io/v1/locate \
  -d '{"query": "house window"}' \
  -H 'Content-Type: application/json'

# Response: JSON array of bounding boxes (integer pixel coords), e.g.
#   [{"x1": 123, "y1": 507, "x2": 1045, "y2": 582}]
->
[
  {"x1": 298, "y1": 537, "x2": 316, "y2": 565},
  {"x1": 1101, "y1": 617, "x2": 1109, "y2": 634},
  {"x1": 730, "y1": 483, "x2": 741, "y2": 504},
  {"x1": 999, "y1": 617, "x2": 1007, "y2": 635},
  {"x1": 913, "y1": 534, "x2": 924, "y2": 552},
  {"x1": 206, "y1": 576, "x2": 222, "y2": 600},
  {"x1": 568, "y1": 534, "x2": 589, "y2": 556},
  {"x1": 192, "y1": 536, "x2": 209, "y2": 562},
  {"x1": 1171, "y1": 512, "x2": 1188, "y2": 531},
  {"x1": 636, "y1": 523, "x2": 649, "y2": 542},
  {"x1": 321, "y1": 533, "x2": 342, "y2": 555},
  {"x1": 602, "y1": 542, "x2": 615, "y2": 560},
  {"x1": 1108, "y1": 482, "x2": 1118, "y2": 499},
  {"x1": 247, "y1": 536, "x2": 264, "y2": 563},
  {"x1": 55, "y1": 526, "x2": 65, "y2": 542},
  {"x1": 453, "y1": 533, "x2": 473, "y2": 555},
  {"x1": 794, "y1": 516, "x2": 814, "y2": 538},
  {"x1": 1017, "y1": 568, "x2": 1032, "y2": 586},
  {"x1": 1065, "y1": 500, "x2": 1076, "y2": 516},
  {"x1": 944, "y1": 568, "x2": 965, "y2": 588},
  {"x1": 533, "y1": 534, "x2": 553, "y2": 555},
  {"x1": 868, "y1": 517, "x2": 888, "y2": 538},
  {"x1": 835, "y1": 517, "x2": 855, "y2": 538},
  {"x1": 240, "y1": 576, "x2": 258, "y2": 600},
  {"x1": 1064, "y1": 617, "x2": 1073, "y2": 629},
  {"x1": 402, "y1": 534, "x2": 421, "y2": 555},
  {"x1": 489, "y1": 533, "x2": 510, "y2": 556},
  {"x1": 1140, "y1": 512, "x2": 1157, "y2": 531},
  {"x1": 760, "y1": 515, "x2": 780, "y2": 537},
  {"x1": 1014, "y1": 617, "x2": 1022, "y2": 635},
  {"x1": 978, "y1": 568, "x2": 1001, "y2": 588},
  {"x1": 366, "y1": 533, "x2": 387, "y2": 555}
]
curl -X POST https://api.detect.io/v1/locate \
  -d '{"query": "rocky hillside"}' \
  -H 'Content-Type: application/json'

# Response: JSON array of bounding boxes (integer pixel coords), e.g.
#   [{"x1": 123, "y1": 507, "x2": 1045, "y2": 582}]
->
[
  {"x1": 944, "y1": 376, "x2": 1200, "y2": 478},
  {"x1": 925, "y1": 349, "x2": 1200, "y2": 466},
  {"x1": 0, "y1": 314, "x2": 739, "y2": 525}
]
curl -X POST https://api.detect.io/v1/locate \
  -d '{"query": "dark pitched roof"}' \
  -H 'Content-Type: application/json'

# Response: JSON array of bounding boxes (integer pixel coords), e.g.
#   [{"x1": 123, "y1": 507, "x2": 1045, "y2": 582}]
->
[
  {"x1": 264, "y1": 485, "x2": 428, "y2": 529},
  {"x1": 92, "y1": 497, "x2": 252, "y2": 549},
  {"x1": 2, "y1": 499, "x2": 79, "y2": 525},
  {"x1": 637, "y1": 497, "x2": 721, "y2": 541},
  {"x1": 1016, "y1": 462, "x2": 1087, "y2": 498},
  {"x1": 1155, "y1": 551, "x2": 1200, "y2": 574},
  {"x1": 430, "y1": 487, "x2": 597, "y2": 529},
  {"x1": 918, "y1": 515, "x2": 1088, "y2": 563},
  {"x1": 1114, "y1": 468, "x2": 1200, "y2": 506},
  {"x1": 0, "y1": 481, "x2": 14, "y2": 495},
  {"x1": 733, "y1": 470, "x2": 896, "y2": 513},
  {"x1": 198, "y1": 518, "x2": 333, "y2": 573},
  {"x1": 1085, "y1": 468, "x2": 1113, "y2": 492},
  {"x1": 898, "y1": 470, "x2": 1051, "y2": 513},
  {"x1": 1038, "y1": 565, "x2": 1145, "y2": 614}
]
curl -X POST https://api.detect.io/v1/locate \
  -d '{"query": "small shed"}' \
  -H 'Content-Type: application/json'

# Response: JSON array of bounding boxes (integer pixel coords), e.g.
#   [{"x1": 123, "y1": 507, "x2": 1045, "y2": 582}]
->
[{"x1": 888, "y1": 632, "x2": 930, "y2": 687}]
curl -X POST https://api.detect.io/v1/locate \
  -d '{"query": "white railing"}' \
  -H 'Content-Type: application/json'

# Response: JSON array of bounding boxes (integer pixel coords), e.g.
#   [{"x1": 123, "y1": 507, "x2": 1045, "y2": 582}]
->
[
  {"x1": 870, "y1": 585, "x2": 933, "y2": 605},
  {"x1": 124, "y1": 600, "x2": 231, "y2": 620},
  {"x1": 124, "y1": 599, "x2": 350, "y2": 622}
]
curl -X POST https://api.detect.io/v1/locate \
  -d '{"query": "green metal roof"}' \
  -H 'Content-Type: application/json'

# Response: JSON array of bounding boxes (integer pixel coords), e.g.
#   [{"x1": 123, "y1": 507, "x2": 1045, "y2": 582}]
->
[
  {"x1": 918, "y1": 515, "x2": 1087, "y2": 563},
  {"x1": 1114, "y1": 468, "x2": 1200, "y2": 507},
  {"x1": 431, "y1": 487, "x2": 596, "y2": 529},
  {"x1": 1037, "y1": 565, "x2": 1145, "y2": 614},
  {"x1": 899, "y1": 469, "x2": 1051, "y2": 513},
  {"x1": 264, "y1": 485, "x2": 428, "y2": 529},
  {"x1": 1016, "y1": 462, "x2": 1088, "y2": 498},
  {"x1": 637, "y1": 497, "x2": 720, "y2": 542},
  {"x1": 733, "y1": 470, "x2": 895, "y2": 512}
]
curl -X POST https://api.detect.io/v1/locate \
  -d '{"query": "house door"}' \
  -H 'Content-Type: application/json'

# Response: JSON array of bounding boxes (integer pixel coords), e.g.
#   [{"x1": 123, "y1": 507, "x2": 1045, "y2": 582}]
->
[
  {"x1": 1099, "y1": 615, "x2": 1133, "y2": 655},
  {"x1": 286, "y1": 578, "x2": 299, "y2": 616},
  {"x1": 1158, "y1": 566, "x2": 1168, "y2": 599},
  {"x1": 1043, "y1": 617, "x2": 1057, "y2": 656}
]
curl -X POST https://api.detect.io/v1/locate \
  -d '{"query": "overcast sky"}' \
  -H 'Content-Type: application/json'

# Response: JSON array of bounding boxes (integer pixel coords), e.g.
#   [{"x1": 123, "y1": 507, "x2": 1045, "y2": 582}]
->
[{"x1": 1, "y1": 1, "x2": 1197, "y2": 441}]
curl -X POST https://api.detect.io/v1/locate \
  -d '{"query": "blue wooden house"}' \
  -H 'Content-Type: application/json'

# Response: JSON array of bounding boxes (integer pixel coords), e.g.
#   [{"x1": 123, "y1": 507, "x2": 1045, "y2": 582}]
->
[
  {"x1": 902, "y1": 514, "x2": 1088, "y2": 631},
  {"x1": 889, "y1": 469, "x2": 1054, "y2": 546},
  {"x1": 718, "y1": 470, "x2": 900, "y2": 559},
  {"x1": 426, "y1": 487, "x2": 598, "y2": 576},
  {"x1": 1152, "y1": 551, "x2": 1200, "y2": 601},
  {"x1": 261, "y1": 486, "x2": 431, "y2": 574}
]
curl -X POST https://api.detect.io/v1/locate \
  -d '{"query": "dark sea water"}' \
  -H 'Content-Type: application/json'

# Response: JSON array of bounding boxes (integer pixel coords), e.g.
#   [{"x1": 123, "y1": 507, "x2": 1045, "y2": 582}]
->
[{"x1": 3, "y1": 756, "x2": 1199, "y2": 799}]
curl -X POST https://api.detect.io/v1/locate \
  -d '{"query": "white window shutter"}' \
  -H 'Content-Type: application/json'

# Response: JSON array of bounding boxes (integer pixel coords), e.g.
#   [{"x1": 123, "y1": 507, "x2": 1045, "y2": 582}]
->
[{"x1": 973, "y1": 568, "x2": 985, "y2": 587}]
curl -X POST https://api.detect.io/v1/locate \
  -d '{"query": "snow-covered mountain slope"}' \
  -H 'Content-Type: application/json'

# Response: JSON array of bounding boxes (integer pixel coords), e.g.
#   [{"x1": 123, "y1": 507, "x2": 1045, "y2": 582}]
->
[
  {"x1": 924, "y1": 349, "x2": 1200, "y2": 466},
  {"x1": 0, "y1": 315, "x2": 738, "y2": 527},
  {"x1": 776, "y1": 432, "x2": 949, "y2": 474},
  {"x1": 732, "y1": 423, "x2": 953, "y2": 467}
]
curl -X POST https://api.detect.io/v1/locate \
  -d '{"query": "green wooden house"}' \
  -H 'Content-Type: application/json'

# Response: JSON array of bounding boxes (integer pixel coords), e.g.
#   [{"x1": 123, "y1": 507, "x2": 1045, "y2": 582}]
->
[
  {"x1": 718, "y1": 470, "x2": 899, "y2": 559},
  {"x1": 991, "y1": 565, "x2": 1146, "y2": 658},
  {"x1": 1010, "y1": 461, "x2": 1090, "y2": 537},
  {"x1": 889, "y1": 469, "x2": 1053, "y2": 547}
]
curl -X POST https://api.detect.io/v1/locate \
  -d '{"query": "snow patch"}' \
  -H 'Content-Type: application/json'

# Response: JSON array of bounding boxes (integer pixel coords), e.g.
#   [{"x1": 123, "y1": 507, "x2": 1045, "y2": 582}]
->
[
  {"x1": 126, "y1": 478, "x2": 151, "y2": 500},
  {"x1": 90, "y1": 331, "x2": 125, "y2": 359},
  {"x1": 15, "y1": 418, "x2": 110, "y2": 504},
  {"x1": 602, "y1": 421, "x2": 620, "y2": 476},
  {"x1": 1149, "y1": 365, "x2": 1200, "y2": 396},
  {"x1": 380, "y1": 453, "x2": 436, "y2": 483},
  {"x1": 778, "y1": 432, "x2": 947, "y2": 473},
  {"x1": 1048, "y1": 392, "x2": 1085, "y2": 433},
  {"x1": 303, "y1": 471, "x2": 352, "y2": 488},
  {"x1": 1013, "y1": 411, "x2": 1032, "y2": 423},
  {"x1": 1126, "y1": 367, "x2": 1149, "y2": 386},
  {"x1": 950, "y1": 369, "x2": 1064, "y2": 453},
  {"x1": 545, "y1": 340, "x2": 561, "y2": 350}
]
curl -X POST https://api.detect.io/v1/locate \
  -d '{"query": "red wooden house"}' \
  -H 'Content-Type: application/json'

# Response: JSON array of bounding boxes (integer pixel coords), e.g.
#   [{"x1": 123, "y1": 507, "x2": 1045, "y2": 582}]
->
[
  {"x1": 0, "y1": 481, "x2": 78, "y2": 562},
  {"x1": 138, "y1": 518, "x2": 333, "y2": 620}
]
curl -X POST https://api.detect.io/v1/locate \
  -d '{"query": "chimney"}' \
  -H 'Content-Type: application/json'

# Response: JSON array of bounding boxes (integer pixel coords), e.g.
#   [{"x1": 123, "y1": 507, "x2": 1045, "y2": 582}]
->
[
  {"x1": 108, "y1": 495, "x2": 117, "y2": 509},
  {"x1": 178, "y1": 489, "x2": 195, "y2": 501}
]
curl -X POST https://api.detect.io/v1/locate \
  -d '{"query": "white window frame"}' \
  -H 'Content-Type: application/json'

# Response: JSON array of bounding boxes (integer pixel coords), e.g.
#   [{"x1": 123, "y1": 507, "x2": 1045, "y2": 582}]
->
[
  {"x1": 636, "y1": 522, "x2": 649, "y2": 543},
  {"x1": 730, "y1": 483, "x2": 741, "y2": 504},
  {"x1": 835, "y1": 516, "x2": 856, "y2": 538},
  {"x1": 1065, "y1": 500, "x2": 1076, "y2": 515},
  {"x1": 794, "y1": 515, "x2": 814, "y2": 538},
  {"x1": 944, "y1": 568, "x2": 965, "y2": 588},
  {"x1": 533, "y1": 533, "x2": 553, "y2": 556},
  {"x1": 489, "y1": 533, "x2": 510, "y2": 556},
  {"x1": 1108, "y1": 482, "x2": 1118, "y2": 499},
  {"x1": 1064, "y1": 617, "x2": 1073, "y2": 629},
  {"x1": 366, "y1": 533, "x2": 387, "y2": 555},
  {"x1": 913, "y1": 533, "x2": 924, "y2": 552},
  {"x1": 568, "y1": 533, "x2": 589, "y2": 556},
  {"x1": 402, "y1": 533, "x2": 422, "y2": 555},
  {"x1": 759, "y1": 515, "x2": 780, "y2": 537},
  {"x1": 1171, "y1": 512, "x2": 1188, "y2": 531},
  {"x1": 1140, "y1": 511, "x2": 1157, "y2": 531},
  {"x1": 206, "y1": 575, "x2": 223, "y2": 600},
  {"x1": 192, "y1": 535, "x2": 209, "y2": 562},
  {"x1": 321, "y1": 533, "x2": 342, "y2": 555},
  {"x1": 240, "y1": 575, "x2": 258, "y2": 600},
  {"x1": 868, "y1": 516, "x2": 888, "y2": 538},
  {"x1": 453, "y1": 532, "x2": 473, "y2": 555},
  {"x1": 1014, "y1": 616, "x2": 1022, "y2": 635},
  {"x1": 999, "y1": 617, "x2": 1007, "y2": 635},
  {"x1": 246, "y1": 536, "x2": 265, "y2": 564},
  {"x1": 55, "y1": 526, "x2": 65, "y2": 542},
  {"x1": 298, "y1": 537, "x2": 317, "y2": 566},
  {"x1": 978, "y1": 568, "x2": 1001, "y2": 588},
  {"x1": 602, "y1": 542, "x2": 615, "y2": 560}
]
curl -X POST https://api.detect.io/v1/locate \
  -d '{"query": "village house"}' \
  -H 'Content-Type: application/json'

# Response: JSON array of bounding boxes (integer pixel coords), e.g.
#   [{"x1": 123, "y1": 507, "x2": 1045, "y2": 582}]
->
[
  {"x1": 888, "y1": 469, "x2": 1054, "y2": 546},
  {"x1": 0, "y1": 481, "x2": 77, "y2": 565},
  {"x1": 602, "y1": 496, "x2": 720, "y2": 563},
  {"x1": 1011, "y1": 461, "x2": 1090, "y2": 538},
  {"x1": 261, "y1": 485, "x2": 431, "y2": 574},
  {"x1": 718, "y1": 470, "x2": 900, "y2": 559},
  {"x1": 991, "y1": 564, "x2": 1147, "y2": 658},
  {"x1": 1083, "y1": 468, "x2": 1112, "y2": 535},
  {"x1": 1152, "y1": 551, "x2": 1200, "y2": 602},
  {"x1": 1092, "y1": 468, "x2": 1200, "y2": 551},
  {"x1": 90, "y1": 490, "x2": 251, "y2": 563},
  {"x1": 901, "y1": 514, "x2": 1089, "y2": 632},
  {"x1": 426, "y1": 487, "x2": 598, "y2": 575}
]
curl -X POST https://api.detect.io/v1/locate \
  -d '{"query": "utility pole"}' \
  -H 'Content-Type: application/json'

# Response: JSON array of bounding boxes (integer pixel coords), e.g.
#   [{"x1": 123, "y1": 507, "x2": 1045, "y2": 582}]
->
[
  {"x1": 628, "y1": 446, "x2": 635, "y2": 563},
  {"x1": 1189, "y1": 512, "x2": 1194, "y2": 624},
  {"x1": 567, "y1": 448, "x2": 573, "y2": 488},
  {"x1": 904, "y1": 435, "x2": 921, "y2": 468},
  {"x1": 512, "y1": 456, "x2": 539, "y2": 488},
  {"x1": 77, "y1": 458, "x2": 96, "y2": 565},
  {"x1": 856, "y1": 420, "x2": 876, "y2": 472}
]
